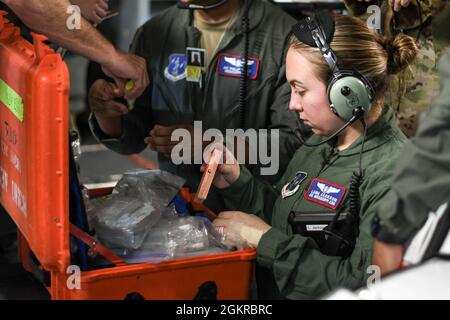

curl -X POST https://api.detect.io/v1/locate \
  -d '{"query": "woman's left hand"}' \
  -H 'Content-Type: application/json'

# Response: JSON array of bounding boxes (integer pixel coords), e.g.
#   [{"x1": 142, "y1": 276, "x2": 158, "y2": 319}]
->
[{"x1": 213, "y1": 211, "x2": 271, "y2": 248}]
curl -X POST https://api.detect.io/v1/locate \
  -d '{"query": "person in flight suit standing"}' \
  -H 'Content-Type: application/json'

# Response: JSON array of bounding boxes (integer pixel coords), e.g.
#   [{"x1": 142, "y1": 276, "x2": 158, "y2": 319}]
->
[{"x1": 88, "y1": 0, "x2": 307, "y2": 212}]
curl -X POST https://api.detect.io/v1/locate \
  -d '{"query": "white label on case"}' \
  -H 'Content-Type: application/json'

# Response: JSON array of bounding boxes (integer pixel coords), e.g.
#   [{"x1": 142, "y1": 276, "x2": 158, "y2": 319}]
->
[{"x1": 306, "y1": 224, "x2": 328, "y2": 232}]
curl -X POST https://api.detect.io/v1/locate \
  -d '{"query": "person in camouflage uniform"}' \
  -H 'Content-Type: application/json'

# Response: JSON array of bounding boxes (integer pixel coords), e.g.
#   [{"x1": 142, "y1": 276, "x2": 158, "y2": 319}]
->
[{"x1": 344, "y1": 0, "x2": 439, "y2": 137}]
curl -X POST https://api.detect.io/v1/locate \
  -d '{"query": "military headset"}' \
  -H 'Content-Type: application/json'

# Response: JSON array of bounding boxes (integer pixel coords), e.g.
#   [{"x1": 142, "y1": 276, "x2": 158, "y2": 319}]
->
[{"x1": 292, "y1": 12, "x2": 375, "y2": 146}]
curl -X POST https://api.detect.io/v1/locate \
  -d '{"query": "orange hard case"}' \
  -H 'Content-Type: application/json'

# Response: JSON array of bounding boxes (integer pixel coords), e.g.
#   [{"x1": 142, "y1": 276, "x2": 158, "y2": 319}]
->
[{"x1": 0, "y1": 14, "x2": 255, "y2": 300}]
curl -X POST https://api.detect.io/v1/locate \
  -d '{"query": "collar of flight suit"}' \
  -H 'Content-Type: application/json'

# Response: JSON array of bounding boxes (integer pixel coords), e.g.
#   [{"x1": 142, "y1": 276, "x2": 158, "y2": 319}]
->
[
  {"x1": 177, "y1": 0, "x2": 266, "y2": 37},
  {"x1": 306, "y1": 106, "x2": 399, "y2": 157}
]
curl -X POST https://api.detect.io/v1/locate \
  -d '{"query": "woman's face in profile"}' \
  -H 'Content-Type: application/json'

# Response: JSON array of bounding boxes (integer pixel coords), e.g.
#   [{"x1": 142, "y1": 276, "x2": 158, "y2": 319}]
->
[{"x1": 286, "y1": 48, "x2": 345, "y2": 136}]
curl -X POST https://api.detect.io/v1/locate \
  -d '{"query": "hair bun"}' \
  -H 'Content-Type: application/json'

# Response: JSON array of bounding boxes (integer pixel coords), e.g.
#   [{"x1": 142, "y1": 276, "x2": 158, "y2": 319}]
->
[{"x1": 385, "y1": 33, "x2": 419, "y2": 75}]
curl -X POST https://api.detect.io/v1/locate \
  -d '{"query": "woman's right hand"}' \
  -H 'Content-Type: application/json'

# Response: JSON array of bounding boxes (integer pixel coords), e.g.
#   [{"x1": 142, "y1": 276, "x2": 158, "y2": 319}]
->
[{"x1": 201, "y1": 144, "x2": 241, "y2": 189}]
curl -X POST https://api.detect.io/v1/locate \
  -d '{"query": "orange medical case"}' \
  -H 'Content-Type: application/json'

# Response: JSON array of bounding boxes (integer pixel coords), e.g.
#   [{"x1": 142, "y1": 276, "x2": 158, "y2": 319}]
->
[{"x1": 0, "y1": 12, "x2": 255, "y2": 300}]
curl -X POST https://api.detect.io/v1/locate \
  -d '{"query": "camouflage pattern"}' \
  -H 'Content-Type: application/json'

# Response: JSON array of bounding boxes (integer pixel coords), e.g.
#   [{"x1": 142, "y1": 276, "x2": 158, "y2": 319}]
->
[
  {"x1": 430, "y1": 0, "x2": 448, "y2": 16},
  {"x1": 390, "y1": 18, "x2": 439, "y2": 137},
  {"x1": 344, "y1": 0, "x2": 439, "y2": 138},
  {"x1": 344, "y1": 0, "x2": 433, "y2": 30}
]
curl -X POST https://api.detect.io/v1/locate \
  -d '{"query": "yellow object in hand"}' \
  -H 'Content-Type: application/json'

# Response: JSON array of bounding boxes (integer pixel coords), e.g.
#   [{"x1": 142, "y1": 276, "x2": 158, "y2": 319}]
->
[
  {"x1": 125, "y1": 80, "x2": 135, "y2": 92},
  {"x1": 125, "y1": 81, "x2": 136, "y2": 111}
]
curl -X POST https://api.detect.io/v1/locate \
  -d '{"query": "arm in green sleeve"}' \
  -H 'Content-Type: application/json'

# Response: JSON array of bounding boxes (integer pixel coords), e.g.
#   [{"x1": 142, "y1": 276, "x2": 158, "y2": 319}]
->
[
  {"x1": 219, "y1": 165, "x2": 281, "y2": 223},
  {"x1": 257, "y1": 230, "x2": 371, "y2": 299}
]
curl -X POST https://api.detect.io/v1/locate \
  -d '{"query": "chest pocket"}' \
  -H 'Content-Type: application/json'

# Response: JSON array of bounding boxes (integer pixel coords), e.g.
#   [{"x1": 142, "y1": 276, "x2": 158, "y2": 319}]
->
[
  {"x1": 288, "y1": 211, "x2": 358, "y2": 259},
  {"x1": 288, "y1": 173, "x2": 364, "y2": 259}
]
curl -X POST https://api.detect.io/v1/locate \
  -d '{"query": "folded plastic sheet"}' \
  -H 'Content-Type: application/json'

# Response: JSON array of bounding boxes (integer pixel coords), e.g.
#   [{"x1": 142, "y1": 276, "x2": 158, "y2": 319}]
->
[{"x1": 92, "y1": 170, "x2": 186, "y2": 249}]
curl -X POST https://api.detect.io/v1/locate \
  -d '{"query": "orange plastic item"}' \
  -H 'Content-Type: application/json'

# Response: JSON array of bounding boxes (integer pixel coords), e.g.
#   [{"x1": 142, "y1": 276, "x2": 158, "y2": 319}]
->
[
  {"x1": 0, "y1": 11, "x2": 70, "y2": 274},
  {"x1": 194, "y1": 148, "x2": 221, "y2": 204},
  {"x1": 1, "y1": 16, "x2": 255, "y2": 300},
  {"x1": 18, "y1": 187, "x2": 255, "y2": 300}
]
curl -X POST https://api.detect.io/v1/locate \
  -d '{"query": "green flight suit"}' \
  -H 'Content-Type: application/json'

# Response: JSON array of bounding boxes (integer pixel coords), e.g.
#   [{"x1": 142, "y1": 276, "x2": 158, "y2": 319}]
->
[
  {"x1": 375, "y1": 48, "x2": 450, "y2": 244},
  {"x1": 220, "y1": 107, "x2": 406, "y2": 299}
]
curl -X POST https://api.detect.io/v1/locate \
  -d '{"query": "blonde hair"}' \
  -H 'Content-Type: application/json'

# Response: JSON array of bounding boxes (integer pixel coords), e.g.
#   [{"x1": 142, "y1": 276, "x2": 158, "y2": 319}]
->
[{"x1": 289, "y1": 15, "x2": 419, "y2": 112}]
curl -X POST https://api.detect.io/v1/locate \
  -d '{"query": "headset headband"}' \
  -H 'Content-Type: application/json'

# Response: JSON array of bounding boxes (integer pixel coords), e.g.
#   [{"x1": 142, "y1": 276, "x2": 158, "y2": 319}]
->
[
  {"x1": 291, "y1": 12, "x2": 338, "y2": 72},
  {"x1": 310, "y1": 21, "x2": 339, "y2": 73},
  {"x1": 292, "y1": 13, "x2": 375, "y2": 100}
]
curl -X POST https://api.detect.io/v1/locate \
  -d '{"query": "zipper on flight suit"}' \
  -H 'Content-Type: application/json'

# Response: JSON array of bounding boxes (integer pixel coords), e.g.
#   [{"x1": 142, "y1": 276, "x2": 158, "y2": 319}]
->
[
  {"x1": 318, "y1": 146, "x2": 340, "y2": 175},
  {"x1": 289, "y1": 145, "x2": 340, "y2": 210},
  {"x1": 201, "y1": 28, "x2": 239, "y2": 115},
  {"x1": 187, "y1": 14, "x2": 238, "y2": 121}
]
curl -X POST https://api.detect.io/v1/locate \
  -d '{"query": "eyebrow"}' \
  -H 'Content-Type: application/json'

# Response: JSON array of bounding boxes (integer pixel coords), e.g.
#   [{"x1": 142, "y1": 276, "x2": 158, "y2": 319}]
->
[{"x1": 289, "y1": 80, "x2": 304, "y2": 87}]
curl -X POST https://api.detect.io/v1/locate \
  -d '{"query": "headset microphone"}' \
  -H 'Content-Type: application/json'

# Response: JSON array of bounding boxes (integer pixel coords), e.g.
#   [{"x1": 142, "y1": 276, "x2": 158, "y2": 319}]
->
[
  {"x1": 299, "y1": 107, "x2": 365, "y2": 147},
  {"x1": 177, "y1": 0, "x2": 229, "y2": 10}
]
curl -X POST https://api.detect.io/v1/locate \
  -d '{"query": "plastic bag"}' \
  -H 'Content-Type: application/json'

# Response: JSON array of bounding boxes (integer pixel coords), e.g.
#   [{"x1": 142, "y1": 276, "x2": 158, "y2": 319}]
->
[
  {"x1": 94, "y1": 197, "x2": 159, "y2": 249},
  {"x1": 115, "y1": 216, "x2": 232, "y2": 264},
  {"x1": 92, "y1": 170, "x2": 185, "y2": 249},
  {"x1": 134, "y1": 217, "x2": 214, "y2": 258},
  {"x1": 120, "y1": 169, "x2": 186, "y2": 207}
]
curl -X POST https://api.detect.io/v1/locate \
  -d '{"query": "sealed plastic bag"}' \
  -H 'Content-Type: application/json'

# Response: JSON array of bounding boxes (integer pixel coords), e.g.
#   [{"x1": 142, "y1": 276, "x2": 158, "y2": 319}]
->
[
  {"x1": 156, "y1": 217, "x2": 210, "y2": 254},
  {"x1": 92, "y1": 170, "x2": 185, "y2": 249},
  {"x1": 115, "y1": 216, "x2": 232, "y2": 263},
  {"x1": 120, "y1": 169, "x2": 186, "y2": 207},
  {"x1": 94, "y1": 197, "x2": 159, "y2": 249}
]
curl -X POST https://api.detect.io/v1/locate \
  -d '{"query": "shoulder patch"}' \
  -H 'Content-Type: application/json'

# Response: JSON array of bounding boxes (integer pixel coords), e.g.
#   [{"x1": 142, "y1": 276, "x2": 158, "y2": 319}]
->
[
  {"x1": 281, "y1": 171, "x2": 308, "y2": 199},
  {"x1": 164, "y1": 54, "x2": 186, "y2": 82}
]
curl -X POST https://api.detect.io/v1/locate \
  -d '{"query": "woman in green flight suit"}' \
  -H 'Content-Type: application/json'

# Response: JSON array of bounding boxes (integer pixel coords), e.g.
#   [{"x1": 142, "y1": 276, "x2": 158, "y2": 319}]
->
[{"x1": 208, "y1": 14, "x2": 419, "y2": 299}]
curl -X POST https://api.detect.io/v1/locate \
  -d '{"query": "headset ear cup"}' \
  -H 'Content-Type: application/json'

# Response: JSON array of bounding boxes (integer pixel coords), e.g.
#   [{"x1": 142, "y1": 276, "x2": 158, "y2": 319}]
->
[
  {"x1": 327, "y1": 75, "x2": 342, "y2": 119},
  {"x1": 328, "y1": 73, "x2": 372, "y2": 122}
]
